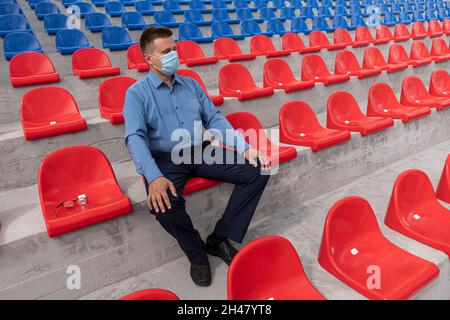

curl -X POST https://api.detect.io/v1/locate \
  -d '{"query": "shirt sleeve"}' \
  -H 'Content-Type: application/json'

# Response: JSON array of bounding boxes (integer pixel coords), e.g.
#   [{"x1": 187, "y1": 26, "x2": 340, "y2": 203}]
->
[
  {"x1": 123, "y1": 86, "x2": 163, "y2": 184},
  {"x1": 193, "y1": 80, "x2": 251, "y2": 155}
]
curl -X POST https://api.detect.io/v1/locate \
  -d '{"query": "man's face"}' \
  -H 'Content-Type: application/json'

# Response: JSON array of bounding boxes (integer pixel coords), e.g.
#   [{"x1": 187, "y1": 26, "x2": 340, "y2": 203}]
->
[{"x1": 144, "y1": 37, "x2": 177, "y2": 70}]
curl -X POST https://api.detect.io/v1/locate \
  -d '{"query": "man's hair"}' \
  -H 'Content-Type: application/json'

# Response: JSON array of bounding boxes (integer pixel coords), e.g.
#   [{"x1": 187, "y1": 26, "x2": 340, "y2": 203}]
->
[{"x1": 140, "y1": 26, "x2": 173, "y2": 54}]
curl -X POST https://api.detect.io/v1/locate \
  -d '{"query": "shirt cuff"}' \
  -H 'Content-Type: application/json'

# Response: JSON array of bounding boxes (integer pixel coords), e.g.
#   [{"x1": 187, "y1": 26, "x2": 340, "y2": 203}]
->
[{"x1": 143, "y1": 167, "x2": 164, "y2": 186}]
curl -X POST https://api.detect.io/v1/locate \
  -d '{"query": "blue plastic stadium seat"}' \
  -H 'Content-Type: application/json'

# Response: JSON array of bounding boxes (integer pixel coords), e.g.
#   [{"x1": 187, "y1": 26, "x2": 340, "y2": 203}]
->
[
  {"x1": 184, "y1": 10, "x2": 212, "y2": 26},
  {"x1": 35, "y1": 2, "x2": 60, "y2": 20},
  {"x1": 211, "y1": 20, "x2": 245, "y2": 39},
  {"x1": 178, "y1": 22, "x2": 213, "y2": 43},
  {"x1": 237, "y1": 8, "x2": 263, "y2": 23},
  {"x1": 69, "y1": 2, "x2": 95, "y2": 18},
  {"x1": 3, "y1": 32, "x2": 43, "y2": 60},
  {"x1": 91, "y1": 0, "x2": 109, "y2": 7},
  {"x1": 212, "y1": 0, "x2": 235, "y2": 12},
  {"x1": 280, "y1": 7, "x2": 295, "y2": 20},
  {"x1": 29, "y1": 0, "x2": 51, "y2": 9},
  {"x1": 437, "y1": 8, "x2": 449, "y2": 20},
  {"x1": 322, "y1": 0, "x2": 334, "y2": 7},
  {"x1": 413, "y1": 10, "x2": 426, "y2": 22},
  {"x1": 333, "y1": 15, "x2": 353, "y2": 30},
  {"x1": 105, "y1": 1, "x2": 125, "y2": 17},
  {"x1": 350, "y1": 5, "x2": 363, "y2": 17},
  {"x1": 300, "y1": 6, "x2": 313, "y2": 18},
  {"x1": 267, "y1": 18, "x2": 286, "y2": 35},
  {"x1": 122, "y1": 11, "x2": 148, "y2": 29},
  {"x1": 234, "y1": 0, "x2": 257, "y2": 11},
  {"x1": 350, "y1": 15, "x2": 367, "y2": 29},
  {"x1": 189, "y1": 0, "x2": 212, "y2": 13},
  {"x1": 44, "y1": 14, "x2": 68, "y2": 35},
  {"x1": 291, "y1": 17, "x2": 312, "y2": 34},
  {"x1": 102, "y1": 25, "x2": 137, "y2": 50},
  {"x1": 56, "y1": 29, "x2": 92, "y2": 54},
  {"x1": 313, "y1": 16, "x2": 335, "y2": 32},
  {"x1": 0, "y1": 14, "x2": 31, "y2": 38},
  {"x1": 154, "y1": 10, "x2": 180, "y2": 27},
  {"x1": 318, "y1": 6, "x2": 332, "y2": 18},
  {"x1": 61, "y1": 0, "x2": 82, "y2": 8},
  {"x1": 254, "y1": 0, "x2": 268, "y2": 9},
  {"x1": 163, "y1": 0, "x2": 185, "y2": 14},
  {"x1": 241, "y1": 19, "x2": 273, "y2": 36},
  {"x1": 0, "y1": 3, "x2": 23, "y2": 15},
  {"x1": 425, "y1": 9, "x2": 438, "y2": 21},
  {"x1": 289, "y1": 0, "x2": 302, "y2": 9},
  {"x1": 272, "y1": 0, "x2": 286, "y2": 9},
  {"x1": 135, "y1": 1, "x2": 155, "y2": 15},
  {"x1": 85, "y1": 12, "x2": 111, "y2": 32},
  {"x1": 399, "y1": 10, "x2": 413, "y2": 24},
  {"x1": 334, "y1": 5, "x2": 351, "y2": 16},
  {"x1": 212, "y1": 8, "x2": 239, "y2": 23},
  {"x1": 384, "y1": 11, "x2": 398, "y2": 26},
  {"x1": 260, "y1": 7, "x2": 284, "y2": 22}
]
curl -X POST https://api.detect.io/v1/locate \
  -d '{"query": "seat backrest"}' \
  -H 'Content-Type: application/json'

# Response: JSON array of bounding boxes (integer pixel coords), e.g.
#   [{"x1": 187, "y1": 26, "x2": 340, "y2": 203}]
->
[
  {"x1": 184, "y1": 9, "x2": 204, "y2": 22},
  {"x1": 105, "y1": 1, "x2": 125, "y2": 14},
  {"x1": 21, "y1": 86, "x2": 79, "y2": 124},
  {"x1": 211, "y1": 0, "x2": 227, "y2": 9},
  {"x1": 177, "y1": 68, "x2": 208, "y2": 93},
  {"x1": 214, "y1": 37, "x2": 242, "y2": 57},
  {"x1": 388, "y1": 43, "x2": 409, "y2": 63},
  {"x1": 412, "y1": 21, "x2": 427, "y2": 34},
  {"x1": 259, "y1": 7, "x2": 276, "y2": 19},
  {"x1": 212, "y1": 8, "x2": 230, "y2": 20},
  {"x1": 280, "y1": 7, "x2": 295, "y2": 19},
  {"x1": 410, "y1": 41, "x2": 430, "y2": 59},
  {"x1": 291, "y1": 17, "x2": 308, "y2": 32},
  {"x1": 85, "y1": 12, "x2": 111, "y2": 28},
  {"x1": 282, "y1": 32, "x2": 306, "y2": 51},
  {"x1": 163, "y1": 0, "x2": 180, "y2": 11},
  {"x1": 35, "y1": 2, "x2": 59, "y2": 14},
  {"x1": 309, "y1": 30, "x2": 331, "y2": 47},
  {"x1": 431, "y1": 38, "x2": 449, "y2": 55},
  {"x1": 334, "y1": 28, "x2": 353, "y2": 45},
  {"x1": 227, "y1": 236, "x2": 308, "y2": 300},
  {"x1": 394, "y1": 23, "x2": 410, "y2": 37},
  {"x1": 38, "y1": 146, "x2": 118, "y2": 199},
  {"x1": 250, "y1": 34, "x2": 275, "y2": 53},
  {"x1": 189, "y1": 0, "x2": 206, "y2": 9},
  {"x1": 355, "y1": 26, "x2": 374, "y2": 42},
  {"x1": 428, "y1": 20, "x2": 442, "y2": 33},
  {"x1": 267, "y1": 18, "x2": 285, "y2": 33},
  {"x1": 279, "y1": 100, "x2": 323, "y2": 135},
  {"x1": 44, "y1": 13, "x2": 68, "y2": 29},
  {"x1": 241, "y1": 19, "x2": 262, "y2": 35},
  {"x1": 154, "y1": 10, "x2": 175, "y2": 23},
  {"x1": 211, "y1": 21, "x2": 234, "y2": 37},
  {"x1": 56, "y1": 29, "x2": 89, "y2": 47},
  {"x1": 264, "y1": 58, "x2": 296, "y2": 84},
  {"x1": 318, "y1": 196, "x2": 384, "y2": 273},
  {"x1": 98, "y1": 76, "x2": 137, "y2": 111},
  {"x1": 0, "y1": 14, "x2": 28, "y2": 30},
  {"x1": 368, "y1": 82, "x2": 399, "y2": 111},
  {"x1": 302, "y1": 54, "x2": 331, "y2": 79},
  {"x1": 179, "y1": 22, "x2": 203, "y2": 39},
  {"x1": 236, "y1": 8, "x2": 253, "y2": 20},
  {"x1": 376, "y1": 25, "x2": 393, "y2": 39},
  {"x1": 402, "y1": 75, "x2": 429, "y2": 99},
  {"x1": 10, "y1": 51, "x2": 56, "y2": 77},
  {"x1": 72, "y1": 47, "x2": 112, "y2": 70},
  {"x1": 335, "y1": 50, "x2": 361, "y2": 74},
  {"x1": 219, "y1": 63, "x2": 257, "y2": 91},
  {"x1": 122, "y1": 11, "x2": 145, "y2": 25},
  {"x1": 135, "y1": 1, "x2": 154, "y2": 12},
  {"x1": 176, "y1": 40, "x2": 205, "y2": 60},
  {"x1": 126, "y1": 43, "x2": 146, "y2": 67},
  {"x1": 0, "y1": 3, "x2": 21, "y2": 15},
  {"x1": 102, "y1": 26, "x2": 131, "y2": 43},
  {"x1": 363, "y1": 46, "x2": 386, "y2": 67},
  {"x1": 429, "y1": 69, "x2": 450, "y2": 96},
  {"x1": 3, "y1": 32, "x2": 41, "y2": 53},
  {"x1": 328, "y1": 91, "x2": 366, "y2": 123}
]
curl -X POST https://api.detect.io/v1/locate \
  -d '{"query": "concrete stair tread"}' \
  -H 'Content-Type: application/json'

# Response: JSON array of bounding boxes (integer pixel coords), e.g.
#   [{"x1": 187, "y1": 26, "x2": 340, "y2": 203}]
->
[{"x1": 81, "y1": 138, "x2": 450, "y2": 300}]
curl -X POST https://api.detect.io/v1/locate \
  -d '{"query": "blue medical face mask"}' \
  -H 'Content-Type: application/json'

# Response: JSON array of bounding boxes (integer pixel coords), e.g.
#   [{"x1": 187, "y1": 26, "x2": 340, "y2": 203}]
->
[{"x1": 152, "y1": 50, "x2": 179, "y2": 76}]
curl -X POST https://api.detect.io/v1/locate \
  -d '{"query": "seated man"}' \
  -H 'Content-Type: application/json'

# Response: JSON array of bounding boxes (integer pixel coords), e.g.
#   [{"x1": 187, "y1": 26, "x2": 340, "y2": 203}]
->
[{"x1": 123, "y1": 26, "x2": 271, "y2": 287}]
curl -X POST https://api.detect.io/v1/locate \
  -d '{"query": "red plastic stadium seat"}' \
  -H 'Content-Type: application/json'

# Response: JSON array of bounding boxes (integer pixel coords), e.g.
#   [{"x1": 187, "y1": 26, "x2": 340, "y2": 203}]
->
[
  {"x1": 401, "y1": 75, "x2": 450, "y2": 110},
  {"x1": 430, "y1": 38, "x2": 450, "y2": 62},
  {"x1": 427, "y1": 20, "x2": 444, "y2": 38},
  {"x1": 429, "y1": 69, "x2": 450, "y2": 98},
  {"x1": 301, "y1": 54, "x2": 350, "y2": 85},
  {"x1": 281, "y1": 33, "x2": 321, "y2": 53},
  {"x1": 333, "y1": 28, "x2": 354, "y2": 47},
  {"x1": 38, "y1": 146, "x2": 132, "y2": 237},
  {"x1": 375, "y1": 25, "x2": 394, "y2": 44},
  {"x1": 411, "y1": 22, "x2": 428, "y2": 39},
  {"x1": 394, "y1": 23, "x2": 411, "y2": 42},
  {"x1": 72, "y1": 48, "x2": 120, "y2": 79},
  {"x1": 98, "y1": 76, "x2": 137, "y2": 124},
  {"x1": 263, "y1": 59, "x2": 315, "y2": 93},
  {"x1": 213, "y1": 37, "x2": 257, "y2": 61},
  {"x1": 228, "y1": 236, "x2": 326, "y2": 300},
  {"x1": 21, "y1": 86, "x2": 87, "y2": 140},
  {"x1": 335, "y1": 50, "x2": 382, "y2": 79},
  {"x1": 367, "y1": 83, "x2": 431, "y2": 122},
  {"x1": 437, "y1": 155, "x2": 450, "y2": 203},
  {"x1": 318, "y1": 196, "x2": 439, "y2": 300},
  {"x1": 126, "y1": 44, "x2": 149, "y2": 72},
  {"x1": 386, "y1": 169, "x2": 450, "y2": 256},
  {"x1": 444, "y1": 19, "x2": 450, "y2": 35},
  {"x1": 250, "y1": 35, "x2": 291, "y2": 57},
  {"x1": 327, "y1": 91, "x2": 394, "y2": 136},
  {"x1": 410, "y1": 41, "x2": 435, "y2": 63},
  {"x1": 309, "y1": 30, "x2": 346, "y2": 50},
  {"x1": 120, "y1": 289, "x2": 180, "y2": 300},
  {"x1": 388, "y1": 43, "x2": 430, "y2": 67},
  {"x1": 9, "y1": 52, "x2": 60, "y2": 87},
  {"x1": 176, "y1": 40, "x2": 218, "y2": 66},
  {"x1": 279, "y1": 101, "x2": 351, "y2": 152},
  {"x1": 363, "y1": 46, "x2": 408, "y2": 73},
  {"x1": 226, "y1": 112, "x2": 297, "y2": 165},
  {"x1": 219, "y1": 64, "x2": 274, "y2": 101},
  {"x1": 354, "y1": 26, "x2": 374, "y2": 47},
  {"x1": 176, "y1": 68, "x2": 224, "y2": 106}
]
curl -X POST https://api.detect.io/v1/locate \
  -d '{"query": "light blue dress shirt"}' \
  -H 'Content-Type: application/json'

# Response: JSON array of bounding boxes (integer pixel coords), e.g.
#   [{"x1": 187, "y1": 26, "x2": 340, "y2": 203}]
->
[{"x1": 123, "y1": 71, "x2": 250, "y2": 184}]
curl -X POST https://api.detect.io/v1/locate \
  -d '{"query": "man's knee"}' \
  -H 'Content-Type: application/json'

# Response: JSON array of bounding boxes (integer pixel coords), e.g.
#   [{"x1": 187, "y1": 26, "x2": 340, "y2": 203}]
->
[{"x1": 241, "y1": 163, "x2": 271, "y2": 186}]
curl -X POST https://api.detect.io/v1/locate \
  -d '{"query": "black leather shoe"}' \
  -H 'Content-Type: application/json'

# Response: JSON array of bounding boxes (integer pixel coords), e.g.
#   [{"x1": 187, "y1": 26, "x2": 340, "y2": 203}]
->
[
  {"x1": 206, "y1": 234, "x2": 238, "y2": 265},
  {"x1": 190, "y1": 255, "x2": 212, "y2": 287}
]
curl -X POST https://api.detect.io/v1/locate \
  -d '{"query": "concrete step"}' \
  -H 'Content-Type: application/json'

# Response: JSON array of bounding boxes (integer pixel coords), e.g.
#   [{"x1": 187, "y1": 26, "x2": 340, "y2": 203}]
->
[
  {"x1": 0, "y1": 61, "x2": 447, "y2": 191},
  {"x1": 0, "y1": 107, "x2": 449, "y2": 299},
  {"x1": 78, "y1": 138, "x2": 449, "y2": 300}
]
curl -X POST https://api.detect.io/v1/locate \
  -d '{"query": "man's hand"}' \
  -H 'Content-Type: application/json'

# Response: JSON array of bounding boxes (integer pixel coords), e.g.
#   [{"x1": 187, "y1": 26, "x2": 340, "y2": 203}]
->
[
  {"x1": 243, "y1": 148, "x2": 271, "y2": 171},
  {"x1": 148, "y1": 176, "x2": 177, "y2": 213}
]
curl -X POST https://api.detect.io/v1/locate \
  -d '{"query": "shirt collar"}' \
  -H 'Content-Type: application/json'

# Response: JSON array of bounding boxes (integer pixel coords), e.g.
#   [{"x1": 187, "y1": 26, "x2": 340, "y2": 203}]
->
[{"x1": 147, "y1": 70, "x2": 180, "y2": 88}]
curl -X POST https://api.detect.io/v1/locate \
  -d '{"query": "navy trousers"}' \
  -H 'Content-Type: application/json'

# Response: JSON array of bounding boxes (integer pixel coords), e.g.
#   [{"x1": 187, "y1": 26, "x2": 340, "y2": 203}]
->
[{"x1": 144, "y1": 142, "x2": 270, "y2": 264}]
